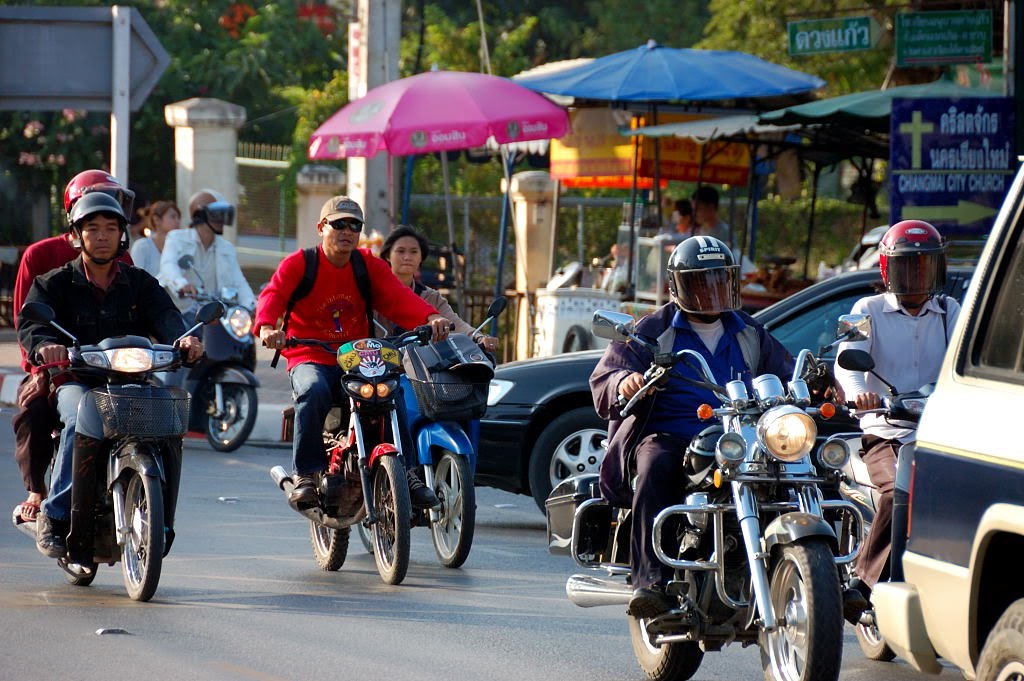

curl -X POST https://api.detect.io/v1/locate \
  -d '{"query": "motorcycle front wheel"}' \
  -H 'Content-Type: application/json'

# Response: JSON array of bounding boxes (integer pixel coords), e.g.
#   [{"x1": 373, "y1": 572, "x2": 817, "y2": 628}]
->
[
  {"x1": 119, "y1": 470, "x2": 165, "y2": 602},
  {"x1": 628, "y1": 616, "x2": 704, "y2": 681},
  {"x1": 206, "y1": 384, "x2": 258, "y2": 452},
  {"x1": 760, "y1": 539, "x2": 843, "y2": 681},
  {"x1": 309, "y1": 521, "x2": 350, "y2": 571},
  {"x1": 430, "y1": 452, "x2": 475, "y2": 569},
  {"x1": 370, "y1": 456, "x2": 411, "y2": 585}
]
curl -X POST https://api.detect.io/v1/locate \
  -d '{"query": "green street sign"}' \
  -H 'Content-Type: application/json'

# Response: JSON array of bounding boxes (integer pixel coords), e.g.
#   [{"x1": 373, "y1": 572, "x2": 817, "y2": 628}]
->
[
  {"x1": 787, "y1": 16, "x2": 880, "y2": 56},
  {"x1": 896, "y1": 10, "x2": 992, "y2": 67}
]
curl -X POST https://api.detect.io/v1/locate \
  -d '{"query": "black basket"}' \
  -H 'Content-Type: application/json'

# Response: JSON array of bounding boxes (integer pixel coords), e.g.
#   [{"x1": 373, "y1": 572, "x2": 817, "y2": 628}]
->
[
  {"x1": 93, "y1": 385, "x2": 190, "y2": 438},
  {"x1": 408, "y1": 377, "x2": 488, "y2": 421}
]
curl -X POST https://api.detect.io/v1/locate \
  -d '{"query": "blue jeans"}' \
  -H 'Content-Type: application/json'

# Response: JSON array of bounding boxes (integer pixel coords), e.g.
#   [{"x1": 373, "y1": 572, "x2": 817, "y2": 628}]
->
[
  {"x1": 40, "y1": 382, "x2": 106, "y2": 522},
  {"x1": 289, "y1": 362, "x2": 413, "y2": 474}
]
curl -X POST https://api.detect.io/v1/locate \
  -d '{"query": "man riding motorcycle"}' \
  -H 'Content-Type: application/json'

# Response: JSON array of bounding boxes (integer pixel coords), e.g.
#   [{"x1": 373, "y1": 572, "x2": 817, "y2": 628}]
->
[
  {"x1": 834, "y1": 220, "x2": 960, "y2": 621},
  {"x1": 590, "y1": 235, "x2": 794, "y2": 617},
  {"x1": 18, "y1": 192, "x2": 203, "y2": 559}
]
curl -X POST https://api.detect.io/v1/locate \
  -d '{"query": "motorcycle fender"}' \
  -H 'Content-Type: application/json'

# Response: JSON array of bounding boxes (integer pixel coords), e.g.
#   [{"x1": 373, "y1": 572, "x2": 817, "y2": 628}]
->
[
  {"x1": 109, "y1": 441, "x2": 163, "y2": 486},
  {"x1": 209, "y1": 365, "x2": 260, "y2": 387},
  {"x1": 415, "y1": 422, "x2": 475, "y2": 468},
  {"x1": 763, "y1": 512, "x2": 838, "y2": 555},
  {"x1": 369, "y1": 443, "x2": 399, "y2": 469}
]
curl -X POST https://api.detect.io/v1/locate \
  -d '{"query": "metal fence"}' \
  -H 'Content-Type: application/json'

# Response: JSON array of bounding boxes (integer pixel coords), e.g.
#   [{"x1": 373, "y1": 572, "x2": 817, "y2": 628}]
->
[{"x1": 236, "y1": 142, "x2": 295, "y2": 240}]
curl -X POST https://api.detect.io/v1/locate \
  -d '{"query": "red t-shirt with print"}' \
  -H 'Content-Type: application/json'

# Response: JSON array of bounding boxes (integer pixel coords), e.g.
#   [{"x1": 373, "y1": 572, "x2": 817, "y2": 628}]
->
[{"x1": 254, "y1": 247, "x2": 438, "y2": 370}]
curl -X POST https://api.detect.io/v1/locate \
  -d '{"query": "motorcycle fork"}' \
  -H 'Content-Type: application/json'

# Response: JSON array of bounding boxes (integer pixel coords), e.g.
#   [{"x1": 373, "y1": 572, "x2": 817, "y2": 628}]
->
[
  {"x1": 732, "y1": 482, "x2": 778, "y2": 630},
  {"x1": 350, "y1": 410, "x2": 377, "y2": 525},
  {"x1": 211, "y1": 383, "x2": 225, "y2": 418}
]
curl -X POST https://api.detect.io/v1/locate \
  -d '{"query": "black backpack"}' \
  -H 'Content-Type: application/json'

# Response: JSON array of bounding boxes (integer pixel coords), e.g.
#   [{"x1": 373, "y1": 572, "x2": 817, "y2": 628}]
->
[{"x1": 270, "y1": 247, "x2": 373, "y2": 368}]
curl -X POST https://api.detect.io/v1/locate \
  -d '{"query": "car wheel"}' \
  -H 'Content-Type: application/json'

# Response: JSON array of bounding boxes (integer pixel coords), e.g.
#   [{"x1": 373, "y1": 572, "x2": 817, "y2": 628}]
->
[
  {"x1": 976, "y1": 597, "x2": 1024, "y2": 681},
  {"x1": 528, "y1": 406, "x2": 606, "y2": 511}
]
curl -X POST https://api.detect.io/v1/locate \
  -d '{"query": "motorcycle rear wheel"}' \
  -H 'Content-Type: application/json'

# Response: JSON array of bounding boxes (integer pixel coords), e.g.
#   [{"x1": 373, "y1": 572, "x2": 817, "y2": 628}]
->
[
  {"x1": 628, "y1": 616, "x2": 704, "y2": 681},
  {"x1": 206, "y1": 384, "x2": 258, "y2": 452},
  {"x1": 760, "y1": 539, "x2": 843, "y2": 681},
  {"x1": 309, "y1": 521, "x2": 350, "y2": 571},
  {"x1": 430, "y1": 452, "x2": 475, "y2": 569},
  {"x1": 370, "y1": 456, "x2": 411, "y2": 585},
  {"x1": 855, "y1": 616, "x2": 896, "y2": 662},
  {"x1": 120, "y1": 471, "x2": 164, "y2": 602}
]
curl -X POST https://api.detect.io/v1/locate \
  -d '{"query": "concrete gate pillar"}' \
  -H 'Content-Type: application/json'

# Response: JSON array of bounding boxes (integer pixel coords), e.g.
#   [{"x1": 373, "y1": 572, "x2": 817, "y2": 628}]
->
[
  {"x1": 164, "y1": 97, "x2": 246, "y2": 242},
  {"x1": 506, "y1": 171, "x2": 557, "y2": 360},
  {"x1": 296, "y1": 165, "x2": 347, "y2": 251}
]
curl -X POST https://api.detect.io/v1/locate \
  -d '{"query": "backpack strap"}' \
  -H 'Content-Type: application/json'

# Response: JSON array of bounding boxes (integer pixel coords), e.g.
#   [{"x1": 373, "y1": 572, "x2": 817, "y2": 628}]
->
[
  {"x1": 349, "y1": 249, "x2": 374, "y2": 337},
  {"x1": 271, "y1": 247, "x2": 319, "y2": 368}
]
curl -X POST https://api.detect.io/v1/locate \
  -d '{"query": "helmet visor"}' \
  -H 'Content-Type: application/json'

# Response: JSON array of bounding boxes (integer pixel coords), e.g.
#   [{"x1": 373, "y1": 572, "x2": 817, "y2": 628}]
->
[
  {"x1": 670, "y1": 265, "x2": 741, "y2": 313},
  {"x1": 86, "y1": 184, "x2": 134, "y2": 219},
  {"x1": 204, "y1": 200, "x2": 235, "y2": 227},
  {"x1": 886, "y1": 252, "x2": 946, "y2": 295}
]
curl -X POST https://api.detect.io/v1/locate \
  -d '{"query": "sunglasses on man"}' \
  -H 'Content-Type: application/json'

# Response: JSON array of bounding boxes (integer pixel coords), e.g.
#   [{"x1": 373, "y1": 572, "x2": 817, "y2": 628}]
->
[{"x1": 323, "y1": 217, "x2": 364, "y2": 233}]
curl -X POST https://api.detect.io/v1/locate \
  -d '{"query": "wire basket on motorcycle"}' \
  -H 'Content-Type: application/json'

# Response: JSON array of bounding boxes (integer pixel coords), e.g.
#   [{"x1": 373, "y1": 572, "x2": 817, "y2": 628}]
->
[
  {"x1": 402, "y1": 332, "x2": 494, "y2": 421},
  {"x1": 94, "y1": 384, "x2": 191, "y2": 438}
]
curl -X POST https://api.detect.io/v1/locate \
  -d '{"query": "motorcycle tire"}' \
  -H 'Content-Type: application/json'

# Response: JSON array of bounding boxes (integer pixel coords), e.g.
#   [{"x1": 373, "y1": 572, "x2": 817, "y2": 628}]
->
[
  {"x1": 119, "y1": 470, "x2": 165, "y2": 602},
  {"x1": 58, "y1": 557, "x2": 98, "y2": 587},
  {"x1": 309, "y1": 521, "x2": 350, "y2": 571},
  {"x1": 855, "y1": 618, "x2": 896, "y2": 662},
  {"x1": 370, "y1": 456, "x2": 411, "y2": 585},
  {"x1": 628, "y1": 616, "x2": 704, "y2": 681},
  {"x1": 760, "y1": 539, "x2": 843, "y2": 681},
  {"x1": 430, "y1": 452, "x2": 475, "y2": 569},
  {"x1": 206, "y1": 384, "x2": 258, "y2": 452}
]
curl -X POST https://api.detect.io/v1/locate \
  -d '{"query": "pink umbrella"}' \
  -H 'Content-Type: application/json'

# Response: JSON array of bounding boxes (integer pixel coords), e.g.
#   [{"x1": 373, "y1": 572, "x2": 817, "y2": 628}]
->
[{"x1": 307, "y1": 70, "x2": 569, "y2": 159}]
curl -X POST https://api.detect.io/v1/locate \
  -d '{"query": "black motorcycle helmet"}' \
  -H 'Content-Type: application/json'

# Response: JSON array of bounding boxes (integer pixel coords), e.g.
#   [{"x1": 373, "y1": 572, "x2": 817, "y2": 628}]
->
[
  {"x1": 667, "y1": 236, "x2": 741, "y2": 314},
  {"x1": 68, "y1": 191, "x2": 130, "y2": 256}
]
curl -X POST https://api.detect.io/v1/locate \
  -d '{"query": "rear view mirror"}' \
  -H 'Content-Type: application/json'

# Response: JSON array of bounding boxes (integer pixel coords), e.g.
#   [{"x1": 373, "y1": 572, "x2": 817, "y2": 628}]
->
[
  {"x1": 837, "y1": 349, "x2": 875, "y2": 372},
  {"x1": 177, "y1": 254, "x2": 194, "y2": 271},
  {"x1": 592, "y1": 310, "x2": 635, "y2": 342},
  {"x1": 486, "y1": 296, "x2": 508, "y2": 319},
  {"x1": 19, "y1": 301, "x2": 55, "y2": 325},
  {"x1": 196, "y1": 301, "x2": 225, "y2": 324},
  {"x1": 836, "y1": 314, "x2": 871, "y2": 343}
]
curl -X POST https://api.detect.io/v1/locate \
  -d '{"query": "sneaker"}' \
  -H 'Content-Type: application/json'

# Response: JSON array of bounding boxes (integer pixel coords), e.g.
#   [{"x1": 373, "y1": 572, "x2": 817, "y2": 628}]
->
[
  {"x1": 288, "y1": 473, "x2": 318, "y2": 507},
  {"x1": 627, "y1": 586, "x2": 676, "y2": 618},
  {"x1": 407, "y1": 469, "x2": 440, "y2": 510},
  {"x1": 36, "y1": 512, "x2": 69, "y2": 559}
]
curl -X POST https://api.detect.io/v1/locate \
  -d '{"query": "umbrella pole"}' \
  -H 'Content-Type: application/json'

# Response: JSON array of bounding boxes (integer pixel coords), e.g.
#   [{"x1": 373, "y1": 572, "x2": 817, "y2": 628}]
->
[
  {"x1": 492, "y1": 149, "x2": 515, "y2": 336},
  {"x1": 803, "y1": 162, "x2": 821, "y2": 280},
  {"x1": 440, "y1": 150, "x2": 461, "y2": 307},
  {"x1": 744, "y1": 150, "x2": 759, "y2": 263},
  {"x1": 626, "y1": 133, "x2": 640, "y2": 300},
  {"x1": 652, "y1": 105, "x2": 662, "y2": 228},
  {"x1": 401, "y1": 155, "x2": 417, "y2": 225}
]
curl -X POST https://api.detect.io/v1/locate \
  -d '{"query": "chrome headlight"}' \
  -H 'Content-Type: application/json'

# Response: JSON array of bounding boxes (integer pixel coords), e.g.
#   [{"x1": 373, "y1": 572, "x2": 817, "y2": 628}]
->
[
  {"x1": 107, "y1": 348, "x2": 154, "y2": 372},
  {"x1": 222, "y1": 306, "x2": 252, "y2": 339},
  {"x1": 487, "y1": 379, "x2": 515, "y2": 406},
  {"x1": 818, "y1": 437, "x2": 850, "y2": 470},
  {"x1": 715, "y1": 432, "x2": 746, "y2": 468},
  {"x1": 757, "y1": 405, "x2": 817, "y2": 462}
]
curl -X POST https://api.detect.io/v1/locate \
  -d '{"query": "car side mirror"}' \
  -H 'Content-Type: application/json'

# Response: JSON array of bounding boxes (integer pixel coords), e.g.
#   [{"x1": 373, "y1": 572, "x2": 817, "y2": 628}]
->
[
  {"x1": 592, "y1": 310, "x2": 635, "y2": 342},
  {"x1": 836, "y1": 314, "x2": 871, "y2": 343}
]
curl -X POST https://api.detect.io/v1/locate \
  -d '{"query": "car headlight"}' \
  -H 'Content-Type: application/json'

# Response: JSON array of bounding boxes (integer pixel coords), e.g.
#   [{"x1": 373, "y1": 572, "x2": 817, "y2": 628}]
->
[
  {"x1": 487, "y1": 379, "x2": 515, "y2": 406},
  {"x1": 222, "y1": 306, "x2": 252, "y2": 339},
  {"x1": 817, "y1": 437, "x2": 850, "y2": 470},
  {"x1": 107, "y1": 348, "x2": 154, "y2": 373},
  {"x1": 757, "y1": 405, "x2": 817, "y2": 462}
]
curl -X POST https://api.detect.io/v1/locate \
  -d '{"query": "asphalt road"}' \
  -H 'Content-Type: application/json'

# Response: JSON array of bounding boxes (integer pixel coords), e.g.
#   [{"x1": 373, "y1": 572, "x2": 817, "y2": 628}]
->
[{"x1": 0, "y1": 411, "x2": 959, "y2": 681}]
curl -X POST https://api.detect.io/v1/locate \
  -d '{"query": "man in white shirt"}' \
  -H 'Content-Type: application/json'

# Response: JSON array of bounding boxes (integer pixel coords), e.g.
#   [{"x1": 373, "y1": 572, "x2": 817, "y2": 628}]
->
[
  {"x1": 158, "y1": 189, "x2": 256, "y2": 319},
  {"x1": 834, "y1": 220, "x2": 959, "y2": 619}
]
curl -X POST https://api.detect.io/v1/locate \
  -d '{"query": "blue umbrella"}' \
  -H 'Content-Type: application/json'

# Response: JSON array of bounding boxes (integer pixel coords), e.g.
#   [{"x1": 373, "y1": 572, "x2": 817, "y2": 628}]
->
[{"x1": 514, "y1": 40, "x2": 825, "y2": 103}]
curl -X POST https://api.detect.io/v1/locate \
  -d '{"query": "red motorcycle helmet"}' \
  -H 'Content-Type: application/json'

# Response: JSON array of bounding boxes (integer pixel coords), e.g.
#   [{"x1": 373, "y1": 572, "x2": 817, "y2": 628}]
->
[
  {"x1": 62, "y1": 169, "x2": 135, "y2": 226},
  {"x1": 878, "y1": 220, "x2": 947, "y2": 295}
]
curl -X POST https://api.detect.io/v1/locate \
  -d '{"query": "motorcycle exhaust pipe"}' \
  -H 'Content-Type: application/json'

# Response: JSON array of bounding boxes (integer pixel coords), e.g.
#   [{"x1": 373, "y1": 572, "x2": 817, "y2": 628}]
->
[
  {"x1": 566, "y1": 574, "x2": 633, "y2": 608},
  {"x1": 270, "y1": 466, "x2": 348, "y2": 531}
]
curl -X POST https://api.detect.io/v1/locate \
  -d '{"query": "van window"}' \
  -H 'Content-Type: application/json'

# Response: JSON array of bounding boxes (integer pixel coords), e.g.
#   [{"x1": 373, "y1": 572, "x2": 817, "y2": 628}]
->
[{"x1": 971, "y1": 200, "x2": 1024, "y2": 378}]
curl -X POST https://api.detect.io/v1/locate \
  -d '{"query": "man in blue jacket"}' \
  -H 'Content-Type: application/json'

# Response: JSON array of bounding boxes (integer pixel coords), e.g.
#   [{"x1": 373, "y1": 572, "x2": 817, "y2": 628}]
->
[{"x1": 590, "y1": 236, "x2": 794, "y2": 617}]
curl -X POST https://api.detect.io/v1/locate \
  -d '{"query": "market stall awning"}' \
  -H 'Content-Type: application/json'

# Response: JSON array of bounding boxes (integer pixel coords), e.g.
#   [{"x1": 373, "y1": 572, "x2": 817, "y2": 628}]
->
[
  {"x1": 759, "y1": 79, "x2": 1001, "y2": 133},
  {"x1": 631, "y1": 114, "x2": 802, "y2": 140}
]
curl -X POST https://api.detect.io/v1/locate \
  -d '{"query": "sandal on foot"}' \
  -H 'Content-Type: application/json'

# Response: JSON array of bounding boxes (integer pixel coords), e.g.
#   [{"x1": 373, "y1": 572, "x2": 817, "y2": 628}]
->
[{"x1": 15, "y1": 500, "x2": 40, "y2": 524}]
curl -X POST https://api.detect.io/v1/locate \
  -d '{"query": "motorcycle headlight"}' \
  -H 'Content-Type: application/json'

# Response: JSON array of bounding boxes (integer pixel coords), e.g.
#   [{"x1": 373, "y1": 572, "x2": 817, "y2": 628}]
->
[
  {"x1": 345, "y1": 379, "x2": 375, "y2": 399},
  {"x1": 487, "y1": 379, "x2": 515, "y2": 406},
  {"x1": 376, "y1": 379, "x2": 398, "y2": 398},
  {"x1": 223, "y1": 306, "x2": 252, "y2": 339},
  {"x1": 715, "y1": 432, "x2": 746, "y2": 469},
  {"x1": 107, "y1": 348, "x2": 154, "y2": 372},
  {"x1": 818, "y1": 437, "x2": 850, "y2": 470},
  {"x1": 757, "y1": 405, "x2": 817, "y2": 462},
  {"x1": 81, "y1": 351, "x2": 110, "y2": 369}
]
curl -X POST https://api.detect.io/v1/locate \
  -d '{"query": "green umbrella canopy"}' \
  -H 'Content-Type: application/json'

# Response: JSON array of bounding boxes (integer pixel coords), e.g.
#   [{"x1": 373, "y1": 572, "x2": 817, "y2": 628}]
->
[{"x1": 760, "y1": 79, "x2": 1002, "y2": 133}]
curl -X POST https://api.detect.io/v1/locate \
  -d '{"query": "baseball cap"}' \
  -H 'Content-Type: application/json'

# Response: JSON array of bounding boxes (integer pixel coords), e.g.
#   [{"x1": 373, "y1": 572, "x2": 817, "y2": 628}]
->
[{"x1": 320, "y1": 195, "x2": 364, "y2": 224}]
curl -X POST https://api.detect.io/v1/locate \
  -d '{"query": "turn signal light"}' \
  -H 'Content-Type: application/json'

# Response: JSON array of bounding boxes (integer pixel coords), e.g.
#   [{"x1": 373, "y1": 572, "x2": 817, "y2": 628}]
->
[
  {"x1": 713, "y1": 469, "x2": 723, "y2": 488},
  {"x1": 697, "y1": 404, "x2": 714, "y2": 420},
  {"x1": 819, "y1": 402, "x2": 836, "y2": 419}
]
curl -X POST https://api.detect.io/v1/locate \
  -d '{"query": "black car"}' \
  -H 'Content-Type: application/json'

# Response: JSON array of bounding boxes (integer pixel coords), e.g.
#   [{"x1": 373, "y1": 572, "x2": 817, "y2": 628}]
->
[{"x1": 477, "y1": 268, "x2": 973, "y2": 509}]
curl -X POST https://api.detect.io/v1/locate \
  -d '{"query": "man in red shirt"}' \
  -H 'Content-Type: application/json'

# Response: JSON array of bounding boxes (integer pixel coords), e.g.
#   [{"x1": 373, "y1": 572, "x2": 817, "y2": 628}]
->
[
  {"x1": 255, "y1": 195, "x2": 452, "y2": 508},
  {"x1": 11, "y1": 170, "x2": 134, "y2": 524}
]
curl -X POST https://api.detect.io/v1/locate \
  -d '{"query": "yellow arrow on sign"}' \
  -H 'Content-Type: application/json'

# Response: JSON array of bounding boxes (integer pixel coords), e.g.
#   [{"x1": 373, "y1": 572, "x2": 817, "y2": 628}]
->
[{"x1": 902, "y1": 200, "x2": 997, "y2": 225}]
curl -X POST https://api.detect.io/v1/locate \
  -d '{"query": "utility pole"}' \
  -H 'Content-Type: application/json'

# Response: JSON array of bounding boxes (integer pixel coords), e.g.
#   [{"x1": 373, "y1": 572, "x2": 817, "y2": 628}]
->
[{"x1": 348, "y1": 0, "x2": 400, "y2": 232}]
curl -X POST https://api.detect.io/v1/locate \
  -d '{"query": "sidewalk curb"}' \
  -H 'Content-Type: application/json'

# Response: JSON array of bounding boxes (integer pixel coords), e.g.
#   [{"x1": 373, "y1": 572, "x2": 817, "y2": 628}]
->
[{"x1": 0, "y1": 370, "x2": 289, "y2": 445}]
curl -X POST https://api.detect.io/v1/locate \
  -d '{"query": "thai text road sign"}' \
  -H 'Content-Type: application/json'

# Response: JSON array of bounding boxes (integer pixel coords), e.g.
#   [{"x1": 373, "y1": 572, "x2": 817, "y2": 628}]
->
[
  {"x1": 0, "y1": 6, "x2": 169, "y2": 111},
  {"x1": 895, "y1": 10, "x2": 992, "y2": 67},
  {"x1": 890, "y1": 96, "x2": 1015, "y2": 235},
  {"x1": 787, "y1": 16, "x2": 881, "y2": 56}
]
